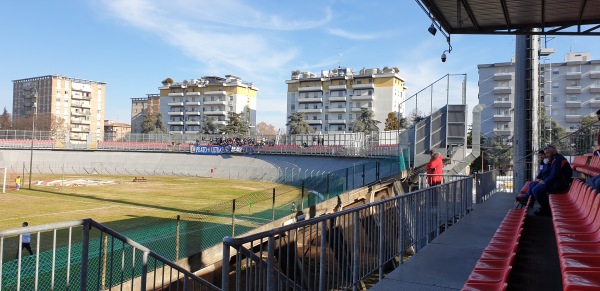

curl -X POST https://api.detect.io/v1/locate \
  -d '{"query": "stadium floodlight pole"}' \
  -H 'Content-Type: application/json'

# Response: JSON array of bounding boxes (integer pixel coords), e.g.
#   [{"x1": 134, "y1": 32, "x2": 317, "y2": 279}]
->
[{"x1": 29, "y1": 87, "x2": 38, "y2": 189}]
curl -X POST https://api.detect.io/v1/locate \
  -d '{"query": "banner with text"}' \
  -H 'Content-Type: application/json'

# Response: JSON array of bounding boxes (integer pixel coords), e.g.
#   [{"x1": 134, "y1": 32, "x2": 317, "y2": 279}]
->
[{"x1": 189, "y1": 145, "x2": 254, "y2": 155}]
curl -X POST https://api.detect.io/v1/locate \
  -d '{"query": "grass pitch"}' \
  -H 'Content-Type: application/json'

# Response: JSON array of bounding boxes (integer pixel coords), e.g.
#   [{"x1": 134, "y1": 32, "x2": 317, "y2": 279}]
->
[{"x1": 0, "y1": 174, "x2": 294, "y2": 232}]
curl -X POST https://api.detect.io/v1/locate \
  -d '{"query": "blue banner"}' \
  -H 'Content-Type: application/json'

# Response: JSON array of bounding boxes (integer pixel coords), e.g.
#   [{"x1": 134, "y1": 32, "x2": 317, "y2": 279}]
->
[{"x1": 189, "y1": 145, "x2": 254, "y2": 155}]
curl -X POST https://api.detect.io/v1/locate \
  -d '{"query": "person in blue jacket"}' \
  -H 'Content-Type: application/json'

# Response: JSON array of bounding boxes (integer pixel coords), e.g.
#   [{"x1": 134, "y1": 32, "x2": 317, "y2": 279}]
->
[
  {"x1": 516, "y1": 150, "x2": 549, "y2": 206},
  {"x1": 531, "y1": 145, "x2": 573, "y2": 216}
]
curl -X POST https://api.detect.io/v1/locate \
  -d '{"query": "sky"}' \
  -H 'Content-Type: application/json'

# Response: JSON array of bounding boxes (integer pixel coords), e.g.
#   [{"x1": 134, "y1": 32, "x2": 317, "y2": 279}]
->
[{"x1": 2, "y1": 0, "x2": 600, "y2": 131}]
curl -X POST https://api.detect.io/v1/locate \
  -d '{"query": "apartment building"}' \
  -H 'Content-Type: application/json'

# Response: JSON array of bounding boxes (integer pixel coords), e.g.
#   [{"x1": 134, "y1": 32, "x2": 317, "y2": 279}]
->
[
  {"x1": 131, "y1": 94, "x2": 160, "y2": 134},
  {"x1": 12, "y1": 75, "x2": 106, "y2": 143},
  {"x1": 104, "y1": 120, "x2": 131, "y2": 141},
  {"x1": 285, "y1": 67, "x2": 406, "y2": 133},
  {"x1": 158, "y1": 75, "x2": 257, "y2": 134},
  {"x1": 479, "y1": 52, "x2": 600, "y2": 139}
]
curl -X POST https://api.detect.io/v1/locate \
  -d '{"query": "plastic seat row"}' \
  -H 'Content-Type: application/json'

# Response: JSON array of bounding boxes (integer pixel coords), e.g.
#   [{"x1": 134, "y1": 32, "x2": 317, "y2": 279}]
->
[
  {"x1": 576, "y1": 156, "x2": 600, "y2": 177},
  {"x1": 571, "y1": 155, "x2": 589, "y2": 172},
  {"x1": 548, "y1": 178, "x2": 600, "y2": 290},
  {"x1": 462, "y1": 206, "x2": 527, "y2": 291}
]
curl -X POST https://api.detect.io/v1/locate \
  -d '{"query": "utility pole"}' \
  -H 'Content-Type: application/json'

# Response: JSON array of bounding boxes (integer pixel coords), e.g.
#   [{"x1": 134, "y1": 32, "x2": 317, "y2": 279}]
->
[{"x1": 28, "y1": 86, "x2": 38, "y2": 189}]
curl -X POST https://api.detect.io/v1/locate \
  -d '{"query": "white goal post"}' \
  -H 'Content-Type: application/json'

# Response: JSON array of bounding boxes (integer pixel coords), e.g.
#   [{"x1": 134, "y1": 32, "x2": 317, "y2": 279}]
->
[{"x1": 1, "y1": 167, "x2": 6, "y2": 193}]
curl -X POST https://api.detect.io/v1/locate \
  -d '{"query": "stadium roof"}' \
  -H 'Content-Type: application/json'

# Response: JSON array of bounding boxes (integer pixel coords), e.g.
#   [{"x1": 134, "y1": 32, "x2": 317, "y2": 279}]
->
[{"x1": 416, "y1": 0, "x2": 600, "y2": 36}]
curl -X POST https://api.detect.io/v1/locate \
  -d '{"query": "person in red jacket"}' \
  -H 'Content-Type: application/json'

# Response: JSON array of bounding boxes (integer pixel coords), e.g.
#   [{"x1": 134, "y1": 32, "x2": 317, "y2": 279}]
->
[{"x1": 426, "y1": 150, "x2": 444, "y2": 186}]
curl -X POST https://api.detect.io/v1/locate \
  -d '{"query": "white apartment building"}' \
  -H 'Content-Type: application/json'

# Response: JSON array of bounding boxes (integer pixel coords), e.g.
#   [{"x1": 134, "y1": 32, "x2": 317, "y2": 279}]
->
[
  {"x1": 479, "y1": 52, "x2": 600, "y2": 139},
  {"x1": 158, "y1": 75, "x2": 257, "y2": 134},
  {"x1": 285, "y1": 67, "x2": 406, "y2": 133},
  {"x1": 12, "y1": 75, "x2": 106, "y2": 143}
]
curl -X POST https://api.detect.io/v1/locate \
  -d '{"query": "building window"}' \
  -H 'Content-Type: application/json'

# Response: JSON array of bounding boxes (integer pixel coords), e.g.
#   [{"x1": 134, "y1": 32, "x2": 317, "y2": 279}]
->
[
  {"x1": 291, "y1": 104, "x2": 295, "y2": 110},
  {"x1": 552, "y1": 96, "x2": 558, "y2": 102},
  {"x1": 338, "y1": 114, "x2": 342, "y2": 119}
]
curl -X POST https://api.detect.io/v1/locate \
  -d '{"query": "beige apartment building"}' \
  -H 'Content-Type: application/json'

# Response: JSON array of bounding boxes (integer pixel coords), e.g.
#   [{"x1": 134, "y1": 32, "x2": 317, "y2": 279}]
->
[
  {"x1": 12, "y1": 75, "x2": 106, "y2": 143},
  {"x1": 285, "y1": 67, "x2": 407, "y2": 133}
]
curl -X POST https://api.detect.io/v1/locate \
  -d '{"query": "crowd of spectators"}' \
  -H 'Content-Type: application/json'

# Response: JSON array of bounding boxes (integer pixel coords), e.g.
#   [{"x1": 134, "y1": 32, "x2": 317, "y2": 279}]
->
[{"x1": 200, "y1": 137, "x2": 275, "y2": 147}]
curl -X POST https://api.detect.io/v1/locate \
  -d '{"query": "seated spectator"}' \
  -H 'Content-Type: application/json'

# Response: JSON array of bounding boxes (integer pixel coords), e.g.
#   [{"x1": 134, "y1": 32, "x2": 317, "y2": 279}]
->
[
  {"x1": 531, "y1": 145, "x2": 573, "y2": 216},
  {"x1": 516, "y1": 150, "x2": 548, "y2": 206}
]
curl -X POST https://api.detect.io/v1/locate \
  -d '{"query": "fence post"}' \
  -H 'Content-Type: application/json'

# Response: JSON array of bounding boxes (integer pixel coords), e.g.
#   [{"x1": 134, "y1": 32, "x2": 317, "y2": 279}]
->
[
  {"x1": 353, "y1": 212, "x2": 359, "y2": 291},
  {"x1": 176, "y1": 215, "x2": 181, "y2": 260},
  {"x1": 319, "y1": 220, "x2": 327, "y2": 290},
  {"x1": 232, "y1": 199, "x2": 236, "y2": 236},
  {"x1": 362, "y1": 163, "x2": 366, "y2": 186},
  {"x1": 140, "y1": 252, "x2": 148, "y2": 291},
  {"x1": 379, "y1": 204, "x2": 384, "y2": 281},
  {"x1": 80, "y1": 220, "x2": 90, "y2": 291},
  {"x1": 301, "y1": 180, "x2": 305, "y2": 210},
  {"x1": 272, "y1": 188, "x2": 276, "y2": 221},
  {"x1": 222, "y1": 241, "x2": 231, "y2": 291},
  {"x1": 102, "y1": 235, "x2": 108, "y2": 290},
  {"x1": 267, "y1": 236, "x2": 276, "y2": 290}
]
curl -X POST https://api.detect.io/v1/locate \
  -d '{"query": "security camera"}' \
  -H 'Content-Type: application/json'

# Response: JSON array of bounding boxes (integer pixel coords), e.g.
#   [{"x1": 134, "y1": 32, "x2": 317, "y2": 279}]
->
[{"x1": 441, "y1": 52, "x2": 447, "y2": 62}]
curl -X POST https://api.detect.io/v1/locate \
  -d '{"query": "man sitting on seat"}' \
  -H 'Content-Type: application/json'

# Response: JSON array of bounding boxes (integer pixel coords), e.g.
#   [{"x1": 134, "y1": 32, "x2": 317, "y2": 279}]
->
[
  {"x1": 531, "y1": 145, "x2": 573, "y2": 216},
  {"x1": 516, "y1": 150, "x2": 549, "y2": 206}
]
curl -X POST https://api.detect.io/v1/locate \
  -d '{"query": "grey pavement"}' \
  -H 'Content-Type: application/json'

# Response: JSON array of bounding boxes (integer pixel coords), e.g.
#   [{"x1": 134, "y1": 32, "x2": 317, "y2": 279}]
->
[{"x1": 371, "y1": 191, "x2": 516, "y2": 290}]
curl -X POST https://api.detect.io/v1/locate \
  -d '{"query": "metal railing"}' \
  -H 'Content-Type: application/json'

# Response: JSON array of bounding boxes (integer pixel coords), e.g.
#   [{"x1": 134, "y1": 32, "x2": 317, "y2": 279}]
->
[
  {"x1": 0, "y1": 219, "x2": 218, "y2": 291},
  {"x1": 222, "y1": 175, "x2": 492, "y2": 291}
]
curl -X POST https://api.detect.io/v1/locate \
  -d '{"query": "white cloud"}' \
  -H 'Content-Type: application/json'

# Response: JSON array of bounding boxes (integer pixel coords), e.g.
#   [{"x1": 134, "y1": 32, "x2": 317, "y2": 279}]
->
[{"x1": 326, "y1": 28, "x2": 386, "y2": 40}]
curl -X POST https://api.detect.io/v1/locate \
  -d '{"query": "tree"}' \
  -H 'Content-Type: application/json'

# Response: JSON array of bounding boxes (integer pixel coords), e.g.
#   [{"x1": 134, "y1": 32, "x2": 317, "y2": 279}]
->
[
  {"x1": 0, "y1": 107, "x2": 11, "y2": 129},
  {"x1": 287, "y1": 112, "x2": 314, "y2": 134},
  {"x1": 483, "y1": 133, "x2": 513, "y2": 173},
  {"x1": 384, "y1": 112, "x2": 399, "y2": 131},
  {"x1": 256, "y1": 121, "x2": 276, "y2": 135},
  {"x1": 409, "y1": 109, "x2": 425, "y2": 125},
  {"x1": 224, "y1": 112, "x2": 248, "y2": 134},
  {"x1": 201, "y1": 116, "x2": 217, "y2": 134},
  {"x1": 141, "y1": 112, "x2": 167, "y2": 134},
  {"x1": 398, "y1": 114, "x2": 409, "y2": 129},
  {"x1": 350, "y1": 108, "x2": 380, "y2": 133},
  {"x1": 141, "y1": 111, "x2": 157, "y2": 133}
]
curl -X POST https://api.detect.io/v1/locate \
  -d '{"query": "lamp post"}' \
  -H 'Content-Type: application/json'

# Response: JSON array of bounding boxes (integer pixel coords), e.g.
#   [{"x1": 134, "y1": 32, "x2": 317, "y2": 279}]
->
[{"x1": 28, "y1": 87, "x2": 38, "y2": 189}]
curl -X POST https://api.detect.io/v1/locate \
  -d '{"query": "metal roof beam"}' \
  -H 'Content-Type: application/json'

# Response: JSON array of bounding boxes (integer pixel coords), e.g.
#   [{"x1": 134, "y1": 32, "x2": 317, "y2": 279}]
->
[
  {"x1": 460, "y1": 0, "x2": 480, "y2": 30},
  {"x1": 578, "y1": 0, "x2": 588, "y2": 32},
  {"x1": 500, "y1": 0, "x2": 512, "y2": 31}
]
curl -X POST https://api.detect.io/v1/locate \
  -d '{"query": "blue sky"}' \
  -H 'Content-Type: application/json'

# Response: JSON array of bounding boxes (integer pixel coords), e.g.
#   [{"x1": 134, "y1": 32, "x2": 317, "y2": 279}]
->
[{"x1": 2, "y1": 0, "x2": 600, "y2": 130}]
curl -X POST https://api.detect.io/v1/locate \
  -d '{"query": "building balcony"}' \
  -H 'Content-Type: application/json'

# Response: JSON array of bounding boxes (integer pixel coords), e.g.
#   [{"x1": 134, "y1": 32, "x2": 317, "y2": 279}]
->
[
  {"x1": 327, "y1": 119, "x2": 347, "y2": 124},
  {"x1": 71, "y1": 95, "x2": 91, "y2": 100},
  {"x1": 298, "y1": 86, "x2": 323, "y2": 92},
  {"x1": 306, "y1": 120, "x2": 323, "y2": 124},
  {"x1": 493, "y1": 115, "x2": 512, "y2": 122},
  {"x1": 565, "y1": 115, "x2": 582, "y2": 123},
  {"x1": 70, "y1": 133, "x2": 86, "y2": 140},
  {"x1": 71, "y1": 127, "x2": 90, "y2": 132},
  {"x1": 351, "y1": 107, "x2": 370, "y2": 112},
  {"x1": 493, "y1": 87, "x2": 512, "y2": 94},
  {"x1": 168, "y1": 121, "x2": 184, "y2": 125},
  {"x1": 590, "y1": 85, "x2": 600, "y2": 93},
  {"x1": 492, "y1": 101, "x2": 512, "y2": 108},
  {"x1": 328, "y1": 107, "x2": 347, "y2": 113},
  {"x1": 298, "y1": 97, "x2": 323, "y2": 103},
  {"x1": 214, "y1": 120, "x2": 227, "y2": 125},
  {"x1": 297, "y1": 108, "x2": 323, "y2": 113},
  {"x1": 71, "y1": 101, "x2": 91, "y2": 108},
  {"x1": 204, "y1": 100, "x2": 227, "y2": 105},
  {"x1": 186, "y1": 121, "x2": 201, "y2": 125},
  {"x1": 328, "y1": 96, "x2": 346, "y2": 101},
  {"x1": 565, "y1": 100, "x2": 582, "y2": 108},
  {"x1": 185, "y1": 111, "x2": 202, "y2": 115},
  {"x1": 205, "y1": 90, "x2": 226, "y2": 95},
  {"x1": 71, "y1": 110, "x2": 90, "y2": 116},
  {"x1": 71, "y1": 117, "x2": 91, "y2": 124},
  {"x1": 186, "y1": 101, "x2": 202, "y2": 106},
  {"x1": 328, "y1": 84, "x2": 347, "y2": 90},
  {"x1": 493, "y1": 129, "x2": 512, "y2": 136},
  {"x1": 204, "y1": 110, "x2": 227, "y2": 115},
  {"x1": 590, "y1": 71, "x2": 600, "y2": 79},
  {"x1": 565, "y1": 86, "x2": 582, "y2": 94},
  {"x1": 589, "y1": 99, "x2": 600, "y2": 108},
  {"x1": 566, "y1": 72, "x2": 582, "y2": 80},
  {"x1": 493, "y1": 73, "x2": 513, "y2": 81},
  {"x1": 168, "y1": 111, "x2": 184, "y2": 116},
  {"x1": 168, "y1": 93, "x2": 184, "y2": 97},
  {"x1": 351, "y1": 83, "x2": 374, "y2": 89},
  {"x1": 186, "y1": 92, "x2": 201, "y2": 96},
  {"x1": 168, "y1": 102, "x2": 184, "y2": 106},
  {"x1": 169, "y1": 131, "x2": 183, "y2": 134},
  {"x1": 351, "y1": 94, "x2": 374, "y2": 101}
]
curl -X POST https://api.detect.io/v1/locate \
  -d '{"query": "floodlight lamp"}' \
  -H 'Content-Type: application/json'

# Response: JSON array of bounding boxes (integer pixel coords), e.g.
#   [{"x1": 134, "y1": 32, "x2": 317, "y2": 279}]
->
[{"x1": 428, "y1": 23, "x2": 437, "y2": 36}]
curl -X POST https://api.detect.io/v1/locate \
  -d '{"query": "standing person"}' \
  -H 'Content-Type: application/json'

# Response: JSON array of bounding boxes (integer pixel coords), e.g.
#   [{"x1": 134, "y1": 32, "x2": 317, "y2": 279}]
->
[
  {"x1": 16, "y1": 222, "x2": 33, "y2": 259},
  {"x1": 426, "y1": 150, "x2": 444, "y2": 186},
  {"x1": 15, "y1": 176, "x2": 21, "y2": 191},
  {"x1": 532, "y1": 145, "x2": 573, "y2": 216}
]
